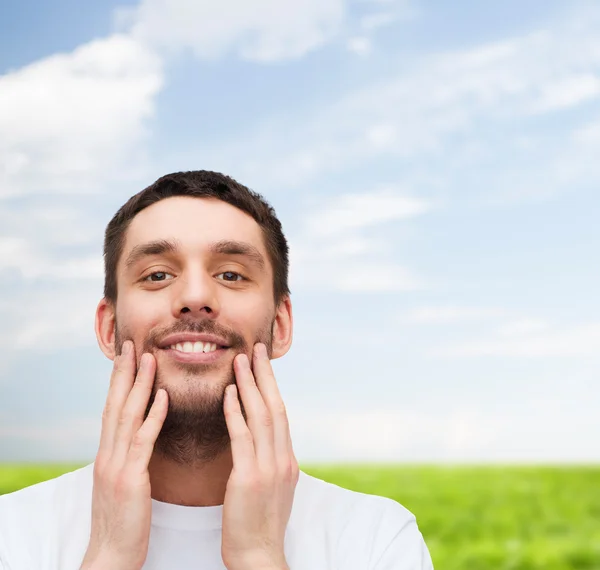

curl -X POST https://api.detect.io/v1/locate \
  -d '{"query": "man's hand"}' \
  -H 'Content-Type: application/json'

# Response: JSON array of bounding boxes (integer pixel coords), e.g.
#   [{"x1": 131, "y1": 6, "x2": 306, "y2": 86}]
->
[
  {"x1": 221, "y1": 342, "x2": 298, "y2": 570},
  {"x1": 80, "y1": 342, "x2": 168, "y2": 570}
]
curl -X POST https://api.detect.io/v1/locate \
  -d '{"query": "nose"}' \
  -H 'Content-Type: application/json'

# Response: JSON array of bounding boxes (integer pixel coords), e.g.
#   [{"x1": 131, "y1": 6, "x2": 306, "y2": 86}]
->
[{"x1": 172, "y1": 265, "x2": 220, "y2": 319}]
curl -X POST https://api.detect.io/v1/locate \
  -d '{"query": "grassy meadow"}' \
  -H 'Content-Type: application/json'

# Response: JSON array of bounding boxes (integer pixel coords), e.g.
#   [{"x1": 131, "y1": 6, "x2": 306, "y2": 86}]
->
[{"x1": 1, "y1": 463, "x2": 598, "y2": 569}]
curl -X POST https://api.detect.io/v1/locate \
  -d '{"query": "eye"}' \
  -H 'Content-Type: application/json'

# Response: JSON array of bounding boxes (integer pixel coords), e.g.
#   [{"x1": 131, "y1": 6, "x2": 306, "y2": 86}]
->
[
  {"x1": 142, "y1": 271, "x2": 174, "y2": 282},
  {"x1": 216, "y1": 271, "x2": 245, "y2": 282}
]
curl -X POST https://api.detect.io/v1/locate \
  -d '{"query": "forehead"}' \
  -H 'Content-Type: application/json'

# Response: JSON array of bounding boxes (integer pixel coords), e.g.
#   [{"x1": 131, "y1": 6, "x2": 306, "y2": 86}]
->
[{"x1": 121, "y1": 196, "x2": 267, "y2": 265}]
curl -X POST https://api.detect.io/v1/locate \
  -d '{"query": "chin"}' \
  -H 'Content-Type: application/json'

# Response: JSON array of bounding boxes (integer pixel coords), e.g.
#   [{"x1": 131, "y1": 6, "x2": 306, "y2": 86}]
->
[{"x1": 156, "y1": 366, "x2": 234, "y2": 393}]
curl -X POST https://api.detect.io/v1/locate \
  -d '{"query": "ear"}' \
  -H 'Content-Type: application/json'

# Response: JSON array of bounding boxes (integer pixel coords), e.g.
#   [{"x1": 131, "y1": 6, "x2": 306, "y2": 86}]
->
[
  {"x1": 95, "y1": 297, "x2": 117, "y2": 361},
  {"x1": 271, "y1": 296, "x2": 293, "y2": 360}
]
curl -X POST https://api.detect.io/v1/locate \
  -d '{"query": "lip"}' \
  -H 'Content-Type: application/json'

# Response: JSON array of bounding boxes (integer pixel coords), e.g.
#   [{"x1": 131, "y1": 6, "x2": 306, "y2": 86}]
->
[
  {"x1": 158, "y1": 332, "x2": 230, "y2": 349},
  {"x1": 160, "y1": 346, "x2": 229, "y2": 364}
]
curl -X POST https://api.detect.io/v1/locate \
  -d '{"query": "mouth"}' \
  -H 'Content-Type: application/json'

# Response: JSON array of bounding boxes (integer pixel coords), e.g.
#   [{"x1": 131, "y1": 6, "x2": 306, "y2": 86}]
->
[
  {"x1": 160, "y1": 342, "x2": 230, "y2": 364},
  {"x1": 166, "y1": 340, "x2": 227, "y2": 353}
]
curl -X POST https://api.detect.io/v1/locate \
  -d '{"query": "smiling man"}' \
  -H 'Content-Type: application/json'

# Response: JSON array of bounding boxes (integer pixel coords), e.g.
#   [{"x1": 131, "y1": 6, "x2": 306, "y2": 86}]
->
[{"x1": 0, "y1": 171, "x2": 434, "y2": 570}]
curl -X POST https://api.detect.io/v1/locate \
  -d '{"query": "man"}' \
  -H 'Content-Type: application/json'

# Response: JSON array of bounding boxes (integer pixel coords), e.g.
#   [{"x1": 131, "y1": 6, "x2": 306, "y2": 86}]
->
[{"x1": 0, "y1": 171, "x2": 434, "y2": 570}]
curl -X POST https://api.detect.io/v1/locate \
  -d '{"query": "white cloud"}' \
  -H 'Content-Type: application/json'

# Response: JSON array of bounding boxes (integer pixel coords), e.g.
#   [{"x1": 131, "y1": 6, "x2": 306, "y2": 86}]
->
[
  {"x1": 0, "y1": 417, "x2": 101, "y2": 462},
  {"x1": 347, "y1": 37, "x2": 372, "y2": 56},
  {"x1": 213, "y1": 5, "x2": 600, "y2": 199},
  {"x1": 124, "y1": 0, "x2": 345, "y2": 62},
  {"x1": 0, "y1": 237, "x2": 103, "y2": 281},
  {"x1": 288, "y1": 401, "x2": 600, "y2": 462},
  {"x1": 0, "y1": 285, "x2": 101, "y2": 351},
  {"x1": 404, "y1": 306, "x2": 508, "y2": 324},
  {"x1": 365, "y1": 124, "x2": 397, "y2": 149},
  {"x1": 530, "y1": 73, "x2": 600, "y2": 113},
  {"x1": 433, "y1": 321, "x2": 600, "y2": 358},
  {"x1": 0, "y1": 34, "x2": 162, "y2": 199},
  {"x1": 334, "y1": 262, "x2": 421, "y2": 292},
  {"x1": 348, "y1": 2, "x2": 414, "y2": 57},
  {"x1": 572, "y1": 118, "x2": 600, "y2": 144},
  {"x1": 0, "y1": 32, "x2": 163, "y2": 355},
  {"x1": 497, "y1": 318, "x2": 549, "y2": 337},
  {"x1": 290, "y1": 188, "x2": 429, "y2": 292},
  {"x1": 360, "y1": 12, "x2": 397, "y2": 31},
  {"x1": 290, "y1": 239, "x2": 423, "y2": 293},
  {"x1": 0, "y1": 204, "x2": 101, "y2": 247},
  {"x1": 0, "y1": 417, "x2": 100, "y2": 442},
  {"x1": 307, "y1": 189, "x2": 430, "y2": 237}
]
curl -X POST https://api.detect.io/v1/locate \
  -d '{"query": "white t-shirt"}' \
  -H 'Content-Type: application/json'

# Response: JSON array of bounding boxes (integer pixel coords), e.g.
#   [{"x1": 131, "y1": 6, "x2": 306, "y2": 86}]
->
[{"x1": 0, "y1": 464, "x2": 434, "y2": 570}]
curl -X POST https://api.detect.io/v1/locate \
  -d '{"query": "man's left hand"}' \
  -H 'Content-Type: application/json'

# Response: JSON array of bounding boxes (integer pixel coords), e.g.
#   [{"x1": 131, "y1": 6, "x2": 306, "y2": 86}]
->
[{"x1": 221, "y1": 342, "x2": 298, "y2": 570}]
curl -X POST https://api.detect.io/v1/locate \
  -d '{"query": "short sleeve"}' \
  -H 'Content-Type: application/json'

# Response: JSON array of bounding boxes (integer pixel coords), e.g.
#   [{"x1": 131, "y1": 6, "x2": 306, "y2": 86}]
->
[{"x1": 372, "y1": 518, "x2": 434, "y2": 570}]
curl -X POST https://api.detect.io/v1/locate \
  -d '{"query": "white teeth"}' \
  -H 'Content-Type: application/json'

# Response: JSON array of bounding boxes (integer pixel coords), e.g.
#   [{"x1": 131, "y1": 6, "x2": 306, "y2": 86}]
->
[{"x1": 169, "y1": 341, "x2": 218, "y2": 353}]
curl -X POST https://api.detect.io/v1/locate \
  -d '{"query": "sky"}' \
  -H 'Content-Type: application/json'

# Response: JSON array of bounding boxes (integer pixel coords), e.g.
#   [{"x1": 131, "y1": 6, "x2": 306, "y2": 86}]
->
[{"x1": 0, "y1": 0, "x2": 598, "y2": 464}]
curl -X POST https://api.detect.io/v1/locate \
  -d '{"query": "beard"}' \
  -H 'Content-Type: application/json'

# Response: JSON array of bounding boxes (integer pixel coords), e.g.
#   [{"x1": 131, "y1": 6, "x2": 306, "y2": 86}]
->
[{"x1": 114, "y1": 317, "x2": 274, "y2": 466}]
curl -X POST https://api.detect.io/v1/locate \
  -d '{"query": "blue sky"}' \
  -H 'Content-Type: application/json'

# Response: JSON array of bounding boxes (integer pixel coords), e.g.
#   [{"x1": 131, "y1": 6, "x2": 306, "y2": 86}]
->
[{"x1": 1, "y1": 0, "x2": 599, "y2": 463}]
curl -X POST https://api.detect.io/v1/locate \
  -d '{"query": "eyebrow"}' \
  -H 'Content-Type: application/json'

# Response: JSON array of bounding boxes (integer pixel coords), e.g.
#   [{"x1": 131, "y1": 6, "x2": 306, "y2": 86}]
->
[
  {"x1": 124, "y1": 239, "x2": 179, "y2": 272},
  {"x1": 124, "y1": 238, "x2": 266, "y2": 272},
  {"x1": 211, "y1": 239, "x2": 265, "y2": 269}
]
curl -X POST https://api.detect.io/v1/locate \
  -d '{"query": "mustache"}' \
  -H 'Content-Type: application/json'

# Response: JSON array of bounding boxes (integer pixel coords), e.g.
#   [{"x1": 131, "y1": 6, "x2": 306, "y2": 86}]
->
[{"x1": 145, "y1": 319, "x2": 246, "y2": 351}]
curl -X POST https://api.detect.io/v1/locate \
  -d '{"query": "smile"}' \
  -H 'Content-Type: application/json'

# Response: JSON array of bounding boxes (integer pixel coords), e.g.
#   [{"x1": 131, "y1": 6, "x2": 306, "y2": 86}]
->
[
  {"x1": 168, "y1": 341, "x2": 219, "y2": 353},
  {"x1": 160, "y1": 344, "x2": 228, "y2": 364}
]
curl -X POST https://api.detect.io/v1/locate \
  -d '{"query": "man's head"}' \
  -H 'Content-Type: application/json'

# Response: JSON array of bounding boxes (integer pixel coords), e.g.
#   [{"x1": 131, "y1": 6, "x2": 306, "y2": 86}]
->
[{"x1": 95, "y1": 171, "x2": 293, "y2": 465}]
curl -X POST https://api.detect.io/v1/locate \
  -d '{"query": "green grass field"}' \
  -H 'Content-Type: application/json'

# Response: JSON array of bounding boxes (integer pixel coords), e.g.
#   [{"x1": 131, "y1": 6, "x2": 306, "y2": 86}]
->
[{"x1": 1, "y1": 463, "x2": 599, "y2": 569}]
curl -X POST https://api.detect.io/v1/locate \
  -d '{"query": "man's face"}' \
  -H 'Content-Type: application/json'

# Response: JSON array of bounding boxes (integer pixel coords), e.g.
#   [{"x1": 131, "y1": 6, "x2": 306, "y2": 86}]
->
[{"x1": 103, "y1": 196, "x2": 288, "y2": 464}]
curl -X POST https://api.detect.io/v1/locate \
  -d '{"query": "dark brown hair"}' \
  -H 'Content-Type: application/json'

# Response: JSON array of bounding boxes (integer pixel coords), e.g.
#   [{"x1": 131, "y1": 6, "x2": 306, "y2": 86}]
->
[{"x1": 103, "y1": 170, "x2": 290, "y2": 305}]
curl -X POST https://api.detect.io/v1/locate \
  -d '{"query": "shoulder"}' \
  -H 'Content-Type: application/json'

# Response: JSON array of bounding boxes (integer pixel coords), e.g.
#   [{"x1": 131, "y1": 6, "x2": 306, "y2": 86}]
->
[
  {"x1": 0, "y1": 463, "x2": 94, "y2": 512},
  {"x1": 294, "y1": 469, "x2": 417, "y2": 525},
  {"x1": 292, "y1": 470, "x2": 433, "y2": 569},
  {"x1": 0, "y1": 464, "x2": 94, "y2": 568}
]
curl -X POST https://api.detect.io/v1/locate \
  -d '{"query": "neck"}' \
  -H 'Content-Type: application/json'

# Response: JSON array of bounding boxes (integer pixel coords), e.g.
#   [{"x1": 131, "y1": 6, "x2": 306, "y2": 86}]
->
[{"x1": 148, "y1": 445, "x2": 233, "y2": 506}]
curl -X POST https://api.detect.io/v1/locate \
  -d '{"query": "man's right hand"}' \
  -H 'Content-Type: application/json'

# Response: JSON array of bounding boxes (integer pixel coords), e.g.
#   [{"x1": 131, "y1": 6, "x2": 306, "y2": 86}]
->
[{"x1": 80, "y1": 341, "x2": 168, "y2": 570}]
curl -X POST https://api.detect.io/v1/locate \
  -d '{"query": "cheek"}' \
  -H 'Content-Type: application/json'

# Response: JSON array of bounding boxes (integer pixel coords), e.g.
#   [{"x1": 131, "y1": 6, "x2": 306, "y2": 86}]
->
[
  {"x1": 227, "y1": 295, "x2": 270, "y2": 327},
  {"x1": 116, "y1": 296, "x2": 162, "y2": 340},
  {"x1": 219, "y1": 304, "x2": 267, "y2": 347}
]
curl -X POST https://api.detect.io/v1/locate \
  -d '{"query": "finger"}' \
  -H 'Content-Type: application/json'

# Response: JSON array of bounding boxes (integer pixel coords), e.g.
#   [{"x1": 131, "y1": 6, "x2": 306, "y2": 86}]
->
[
  {"x1": 98, "y1": 340, "x2": 137, "y2": 457},
  {"x1": 252, "y1": 343, "x2": 293, "y2": 458},
  {"x1": 224, "y1": 384, "x2": 256, "y2": 471},
  {"x1": 112, "y1": 352, "x2": 156, "y2": 465},
  {"x1": 234, "y1": 353, "x2": 275, "y2": 465},
  {"x1": 127, "y1": 388, "x2": 168, "y2": 472}
]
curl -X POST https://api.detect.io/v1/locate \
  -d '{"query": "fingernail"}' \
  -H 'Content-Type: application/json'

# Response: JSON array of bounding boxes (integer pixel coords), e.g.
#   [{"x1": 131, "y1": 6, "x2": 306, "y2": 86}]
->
[
  {"x1": 140, "y1": 353, "x2": 149, "y2": 369},
  {"x1": 122, "y1": 341, "x2": 131, "y2": 355}
]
